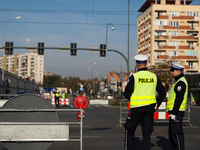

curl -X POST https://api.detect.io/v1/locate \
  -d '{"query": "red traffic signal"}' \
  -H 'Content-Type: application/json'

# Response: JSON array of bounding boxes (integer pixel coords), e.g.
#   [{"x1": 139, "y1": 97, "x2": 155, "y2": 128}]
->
[{"x1": 74, "y1": 95, "x2": 88, "y2": 109}]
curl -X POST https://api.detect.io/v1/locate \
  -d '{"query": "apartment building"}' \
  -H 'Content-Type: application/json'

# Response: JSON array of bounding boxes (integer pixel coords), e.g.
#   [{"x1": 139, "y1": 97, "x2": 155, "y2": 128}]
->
[
  {"x1": 137, "y1": 0, "x2": 200, "y2": 72},
  {"x1": 0, "y1": 51, "x2": 44, "y2": 84}
]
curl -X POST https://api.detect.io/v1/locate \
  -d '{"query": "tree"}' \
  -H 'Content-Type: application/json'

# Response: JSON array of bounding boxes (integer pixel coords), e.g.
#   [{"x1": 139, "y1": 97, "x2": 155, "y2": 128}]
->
[
  {"x1": 43, "y1": 75, "x2": 107, "y2": 95},
  {"x1": 148, "y1": 62, "x2": 172, "y2": 91}
]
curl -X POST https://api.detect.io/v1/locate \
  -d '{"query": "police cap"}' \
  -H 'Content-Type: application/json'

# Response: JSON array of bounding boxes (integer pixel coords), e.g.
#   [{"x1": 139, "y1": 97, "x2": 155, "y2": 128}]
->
[
  {"x1": 170, "y1": 63, "x2": 185, "y2": 72},
  {"x1": 134, "y1": 55, "x2": 148, "y2": 64}
]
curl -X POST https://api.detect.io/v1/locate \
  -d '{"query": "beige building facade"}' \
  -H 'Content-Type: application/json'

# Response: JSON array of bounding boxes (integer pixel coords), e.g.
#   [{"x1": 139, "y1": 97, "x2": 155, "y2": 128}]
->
[
  {"x1": 0, "y1": 51, "x2": 44, "y2": 84},
  {"x1": 137, "y1": 0, "x2": 200, "y2": 72}
]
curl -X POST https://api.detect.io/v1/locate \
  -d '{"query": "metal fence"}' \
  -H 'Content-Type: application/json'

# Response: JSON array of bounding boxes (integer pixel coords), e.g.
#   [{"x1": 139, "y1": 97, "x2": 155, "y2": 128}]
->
[
  {"x1": 0, "y1": 69, "x2": 39, "y2": 98},
  {"x1": 119, "y1": 99, "x2": 129, "y2": 127},
  {"x1": 119, "y1": 99, "x2": 191, "y2": 127}
]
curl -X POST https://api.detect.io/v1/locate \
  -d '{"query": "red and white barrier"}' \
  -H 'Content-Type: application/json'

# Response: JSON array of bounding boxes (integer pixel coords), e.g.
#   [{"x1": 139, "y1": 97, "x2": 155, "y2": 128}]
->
[
  {"x1": 127, "y1": 102, "x2": 169, "y2": 120},
  {"x1": 43, "y1": 93, "x2": 51, "y2": 99},
  {"x1": 51, "y1": 98, "x2": 70, "y2": 106},
  {"x1": 154, "y1": 102, "x2": 169, "y2": 120}
]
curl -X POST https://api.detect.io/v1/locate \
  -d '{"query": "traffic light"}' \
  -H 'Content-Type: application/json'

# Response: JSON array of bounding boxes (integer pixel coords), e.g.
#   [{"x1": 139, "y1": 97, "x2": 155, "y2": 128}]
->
[
  {"x1": 70, "y1": 43, "x2": 77, "y2": 56},
  {"x1": 38, "y1": 42, "x2": 44, "y2": 55},
  {"x1": 5, "y1": 42, "x2": 13, "y2": 55},
  {"x1": 117, "y1": 82, "x2": 122, "y2": 88},
  {"x1": 100, "y1": 44, "x2": 106, "y2": 57}
]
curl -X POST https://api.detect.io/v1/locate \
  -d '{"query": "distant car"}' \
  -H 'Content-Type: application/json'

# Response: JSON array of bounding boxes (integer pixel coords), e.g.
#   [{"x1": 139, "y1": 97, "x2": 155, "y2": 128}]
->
[{"x1": 107, "y1": 95, "x2": 113, "y2": 99}]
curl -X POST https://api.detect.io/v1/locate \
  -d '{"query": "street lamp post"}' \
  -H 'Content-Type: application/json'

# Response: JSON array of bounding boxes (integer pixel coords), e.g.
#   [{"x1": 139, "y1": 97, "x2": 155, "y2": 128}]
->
[
  {"x1": 94, "y1": 62, "x2": 102, "y2": 79},
  {"x1": 2, "y1": 16, "x2": 21, "y2": 95},
  {"x1": 18, "y1": 39, "x2": 30, "y2": 54},
  {"x1": 127, "y1": 0, "x2": 130, "y2": 77},
  {"x1": 106, "y1": 23, "x2": 114, "y2": 50},
  {"x1": 87, "y1": 69, "x2": 94, "y2": 94}
]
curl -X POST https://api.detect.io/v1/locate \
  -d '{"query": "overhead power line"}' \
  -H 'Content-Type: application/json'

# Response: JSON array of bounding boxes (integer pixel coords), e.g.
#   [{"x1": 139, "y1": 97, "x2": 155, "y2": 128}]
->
[
  {"x1": 0, "y1": 8, "x2": 142, "y2": 15},
  {"x1": 0, "y1": 21, "x2": 138, "y2": 26}
]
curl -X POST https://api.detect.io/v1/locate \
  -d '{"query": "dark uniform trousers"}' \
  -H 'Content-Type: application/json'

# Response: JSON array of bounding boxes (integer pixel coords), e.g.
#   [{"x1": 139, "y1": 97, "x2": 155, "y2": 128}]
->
[
  {"x1": 55, "y1": 96, "x2": 59, "y2": 108},
  {"x1": 124, "y1": 109, "x2": 154, "y2": 150},
  {"x1": 168, "y1": 112, "x2": 185, "y2": 150}
]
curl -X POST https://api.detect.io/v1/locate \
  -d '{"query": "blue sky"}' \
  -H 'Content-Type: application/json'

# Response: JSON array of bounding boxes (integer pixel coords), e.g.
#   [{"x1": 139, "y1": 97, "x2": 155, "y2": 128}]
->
[{"x1": 0, "y1": 0, "x2": 200, "y2": 80}]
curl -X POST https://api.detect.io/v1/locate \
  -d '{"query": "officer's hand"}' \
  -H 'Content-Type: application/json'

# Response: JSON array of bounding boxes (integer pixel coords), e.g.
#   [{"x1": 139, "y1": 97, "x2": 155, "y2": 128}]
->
[
  {"x1": 169, "y1": 114, "x2": 176, "y2": 120},
  {"x1": 154, "y1": 103, "x2": 157, "y2": 109},
  {"x1": 154, "y1": 103, "x2": 157, "y2": 112}
]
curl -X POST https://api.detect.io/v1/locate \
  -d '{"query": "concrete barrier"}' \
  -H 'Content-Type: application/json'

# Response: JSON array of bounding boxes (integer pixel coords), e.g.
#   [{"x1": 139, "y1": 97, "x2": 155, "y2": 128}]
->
[
  {"x1": 90, "y1": 100, "x2": 109, "y2": 105},
  {"x1": 0, "y1": 100, "x2": 8, "y2": 108}
]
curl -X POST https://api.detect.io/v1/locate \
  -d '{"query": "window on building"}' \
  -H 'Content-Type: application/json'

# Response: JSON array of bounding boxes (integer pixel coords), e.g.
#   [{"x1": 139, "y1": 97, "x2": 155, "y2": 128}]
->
[
  {"x1": 157, "y1": 51, "x2": 162, "y2": 58},
  {"x1": 169, "y1": 41, "x2": 179, "y2": 47},
  {"x1": 169, "y1": 21, "x2": 179, "y2": 26},
  {"x1": 157, "y1": 41, "x2": 162, "y2": 46},
  {"x1": 186, "y1": 51, "x2": 198, "y2": 56},
  {"x1": 169, "y1": 31, "x2": 179, "y2": 36},
  {"x1": 189, "y1": 42, "x2": 194, "y2": 49},
  {"x1": 155, "y1": 20, "x2": 167, "y2": 25},
  {"x1": 188, "y1": 62, "x2": 194, "y2": 69},
  {"x1": 169, "y1": 51, "x2": 179, "y2": 59},
  {"x1": 187, "y1": 11, "x2": 199, "y2": 16},
  {"x1": 169, "y1": 11, "x2": 179, "y2": 16}
]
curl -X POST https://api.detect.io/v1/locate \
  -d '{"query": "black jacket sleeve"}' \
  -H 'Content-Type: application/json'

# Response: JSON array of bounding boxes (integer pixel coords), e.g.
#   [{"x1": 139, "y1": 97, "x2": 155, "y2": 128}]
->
[
  {"x1": 156, "y1": 76, "x2": 166, "y2": 108},
  {"x1": 124, "y1": 75, "x2": 134, "y2": 100},
  {"x1": 171, "y1": 81, "x2": 186, "y2": 115}
]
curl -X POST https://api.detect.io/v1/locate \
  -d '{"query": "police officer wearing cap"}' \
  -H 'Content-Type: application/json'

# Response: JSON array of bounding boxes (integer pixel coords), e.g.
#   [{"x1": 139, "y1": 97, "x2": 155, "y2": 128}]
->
[
  {"x1": 124, "y1": 55, "x2": 166, "y2": 150},
  {"x1": 167, "y1": 63, "x2": 188, "y2": 150},
  {"x1": 54, "y1": 88, "x2": 60, "y2": 108}
]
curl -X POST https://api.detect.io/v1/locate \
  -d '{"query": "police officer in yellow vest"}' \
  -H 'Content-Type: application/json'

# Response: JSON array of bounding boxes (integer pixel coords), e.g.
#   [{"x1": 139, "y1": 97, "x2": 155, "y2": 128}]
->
[
  {"x1": 62, "y1": 91, "x2": 67, "y2": 98},
  {"x1": 167, "y1": 63, "x2": 188, "y2": 150},
  {"x1": 54, "y1": 88, "x2": 60, "y2": 108},
  {"x1": 124, "y1": 55, "x2": 166, "y2": 150}
]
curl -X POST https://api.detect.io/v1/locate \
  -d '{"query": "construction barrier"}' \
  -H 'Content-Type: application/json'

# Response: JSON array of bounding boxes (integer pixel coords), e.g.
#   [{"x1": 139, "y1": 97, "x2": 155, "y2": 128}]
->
[
  {"x1": 119, "y1": 99, "x2": 191, "y2": 127},
  {"x1": 89, "y1": 99, "x2": 109, "y2": 105},
  {"x1": 51, "y1": 98, "x2": 70, "y2": 106},
  {"x1": 154, "y1": 102, "x2": 170, "y2": 120},
  {"x1": 43, "y1": 93, "x2": 51, "y2": 99},
  {"x1": 0, "y1": 94, "x2": 85, "y2": 150},
  {"x1": 119, "y1": 99, "x2": 129, "y2": 127}
]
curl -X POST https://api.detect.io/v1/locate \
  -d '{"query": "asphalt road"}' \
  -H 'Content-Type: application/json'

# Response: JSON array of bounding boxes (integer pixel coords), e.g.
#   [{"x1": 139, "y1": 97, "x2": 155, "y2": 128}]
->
[
  {"x1": 50, "y1": 103, "x2": 200, "y2": 150},
  {"x1": 0, "y1": 100, "x2": 199, "y2": 150}
]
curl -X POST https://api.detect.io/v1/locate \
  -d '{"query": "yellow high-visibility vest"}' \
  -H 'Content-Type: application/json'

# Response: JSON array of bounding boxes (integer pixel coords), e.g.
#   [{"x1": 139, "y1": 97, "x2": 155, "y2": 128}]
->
[
  {"x1": 62, "y1": 93, "x2": 66, "y2": 98},
  {"x1": 55, "y1": 91, "x2": 60, "y2": 97},
  {"x1": 166, "y1": 77, "x2": 188, "y2": 112},
  {"x1": 130, "y1": 71, "x2": 157, "y2": 108}
]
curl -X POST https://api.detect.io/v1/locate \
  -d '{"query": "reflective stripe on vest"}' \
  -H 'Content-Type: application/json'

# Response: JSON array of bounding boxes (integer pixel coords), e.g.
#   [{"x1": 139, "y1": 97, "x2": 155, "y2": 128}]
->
[
  {"x1": 130, "y1": 71, "x2": 157, "y2": 108},
  {"x1": 166, "y1": 77, "x2": 188, "y2": 112}
]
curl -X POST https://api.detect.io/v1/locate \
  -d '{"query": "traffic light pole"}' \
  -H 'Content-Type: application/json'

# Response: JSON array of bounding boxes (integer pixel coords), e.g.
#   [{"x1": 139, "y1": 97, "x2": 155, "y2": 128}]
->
[{"x1": 2, "y1": 46, "x2": 129, "y2": 78}]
